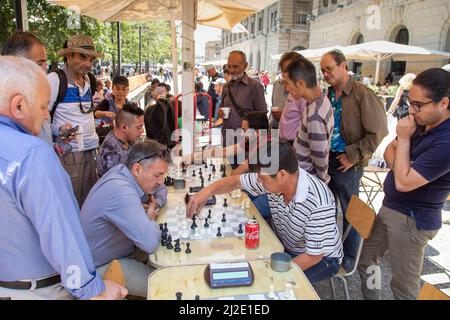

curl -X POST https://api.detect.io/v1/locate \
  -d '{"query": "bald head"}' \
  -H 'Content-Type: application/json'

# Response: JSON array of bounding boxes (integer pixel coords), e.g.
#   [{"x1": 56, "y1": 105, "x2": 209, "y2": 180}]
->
[{"x1": 0, "y1": 56, "x2": 50, "y2": 135}]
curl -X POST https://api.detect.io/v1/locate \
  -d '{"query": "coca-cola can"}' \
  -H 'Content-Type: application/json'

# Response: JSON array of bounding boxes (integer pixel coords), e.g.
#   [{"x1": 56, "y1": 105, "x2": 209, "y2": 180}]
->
[{"x1": 245, "y1": 219, "x2": 260, "y2": 249}]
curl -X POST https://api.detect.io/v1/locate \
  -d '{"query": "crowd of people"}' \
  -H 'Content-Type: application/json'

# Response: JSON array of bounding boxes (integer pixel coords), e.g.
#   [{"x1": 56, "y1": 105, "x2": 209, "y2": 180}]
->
[{"x1": 0, "y1": 30, "x2": 449, "y2": 301}]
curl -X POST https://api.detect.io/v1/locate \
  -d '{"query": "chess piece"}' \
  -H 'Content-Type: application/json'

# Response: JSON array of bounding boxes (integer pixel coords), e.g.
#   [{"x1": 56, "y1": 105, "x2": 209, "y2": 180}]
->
[
  {"x1": 223, "y1": 198, "x2": 228, "y2": 207},
  {"x1": 199, "y1": 168, "x2": 202, "y2": 175},
  {"x1": 174, "y1": 239, "x2": 181, "y2": 252},
  {"x1": 216, "y1": 227, "x2": 222, "y2": 237},
  {"x1": 163, "y1": 222, "x2": 168, "y2": 233},
  {"x1": 192, "y1": 169, "x2": 196, "y2": 177},
  {"x1": 166, "y1": 235, "x2": 173, "y2": 250},
  {"x1": 176, "y1": 292, "x2": 182, "y2": 300},
  {"x1": 238, "y1": 223, "x2": 243, "y2": 234},
  {"x1": 212, "y1": 164, "x2": 216, "y2": 173},
  {"x1": 222, "y1": 170, "x2": 226, "y2": 178},
  {"x1": 204, "y1": 218, "x2": 209, "y2": 228},
  {"x1": 221, "y1": 213, "x2": 226, "y2": 223},
  {"x1": 207, "y1": 209, "x2": 212, "y2": 219},
  {"x1": 267, "y1": 285, "x2": 276, "y2": 299},
  {"x1": 159, "y1": 223, "x2": 164, "y2": 231},
  {"x1": 208, "y1": 174, "x2": 212, "y2": 182},
  {"x1": 195, "y1": 295, "x2": 200, "y2": 300},
  {"x1": 191, "y1": 214, "x2": 198, "y2": 229},
  {"x1": 201, "y1": 179, "x2": 204, "y2": 188},
  {"x1": 185, "y1": 242, "x2": 192, "y2": 254}
]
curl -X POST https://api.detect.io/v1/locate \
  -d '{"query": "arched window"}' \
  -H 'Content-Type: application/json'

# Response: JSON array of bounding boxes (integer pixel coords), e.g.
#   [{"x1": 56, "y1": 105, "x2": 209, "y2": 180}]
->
[{"x1": 391, "y1": 27, "x2": 409, "y2": 76}]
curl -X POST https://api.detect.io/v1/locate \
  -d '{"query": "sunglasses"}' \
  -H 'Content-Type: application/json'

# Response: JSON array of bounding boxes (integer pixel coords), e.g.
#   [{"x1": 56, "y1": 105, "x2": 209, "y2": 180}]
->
[{"x1": 76, "y1": 87, "x2": 95, "y2": 114}]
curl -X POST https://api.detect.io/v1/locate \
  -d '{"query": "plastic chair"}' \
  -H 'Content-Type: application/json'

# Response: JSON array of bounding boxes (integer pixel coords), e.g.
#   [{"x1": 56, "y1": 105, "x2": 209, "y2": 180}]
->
[
  {"x1": 417, "y1": 282, "x2": 450, "y2": 300},
  {"x1": 329, "y1": 195, "x2": 376, "y2": 300}
]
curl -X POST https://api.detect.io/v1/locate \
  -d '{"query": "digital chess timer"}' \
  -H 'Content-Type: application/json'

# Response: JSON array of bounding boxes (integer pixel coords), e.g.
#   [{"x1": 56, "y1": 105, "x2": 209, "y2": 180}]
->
[{"x1": 205, "y1": 262, "x2": 254, "y2": 288}]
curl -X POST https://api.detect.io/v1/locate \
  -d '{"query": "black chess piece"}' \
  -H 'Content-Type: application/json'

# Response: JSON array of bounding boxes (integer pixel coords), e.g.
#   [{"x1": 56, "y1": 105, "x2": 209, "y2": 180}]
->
[
  {"x1": 204, "y1": 162, "x2": 208, "y2": 169},
  {"x1": 163, "y1": 222, "x2": 168, "y2": 233},
  {"x1": 159, "y1": 223, "x2": 164, "y2": 231},
  {"x1": 176, "y1": 292, "x2": 182, "y2": 300},
  {"x1": 221, "y1": 213, "x2": 226, "y2": 223},
  {"x1": 191, "y1": 215, "x2": 198, "y2": 229},
  {"x1": 223, "y1": 198, "x2": 228, "y2": 207},
  {"x1": 199, "y1": 168, "x2": 202, "y2": 175},
  {"x1": 166, "y1": 235, "x2": 173, "y2": 250},
  {"x1": 207, "y1": 209, "x2": 212, "y2": 219},
  {"x1": 208, "y1": 174, "x2": 212, "y2": 182},
  {"x1": 192, "y1": 169, "x2": 196, "y2": 177},
  {"x1": 185, "y1": 242, "x2": 192, "y2": 254},
  {"x1": 201, "y1": 180, "x2": 204, "y2": 188},
  {"x1": 238, "y1": 223, "x2": 243, "y2": 234},
  {"x1": 216, "y1": 227, "x2": 222, "y2": 237},
  {"x1": 174, "y1": 239, "x2": 181, "y2": 252},
  {"x1": 212, "y1": 164, "x2": 216, "y2": 172},
  {"x1": 204, "y1": 218, "x2": 209, "y2": 228},
  {"x1": 222, "y1": 170, "x2": 226, "y2": 178},
  {"x1": 195, "y1": 295, "x2": 200, "y2": 300}
]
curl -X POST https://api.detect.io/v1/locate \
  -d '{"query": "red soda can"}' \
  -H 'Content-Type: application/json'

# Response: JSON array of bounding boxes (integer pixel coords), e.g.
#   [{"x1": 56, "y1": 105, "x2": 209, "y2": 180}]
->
[{"x1": 245, "y1": 219, "x2": 260, "y2": 249}]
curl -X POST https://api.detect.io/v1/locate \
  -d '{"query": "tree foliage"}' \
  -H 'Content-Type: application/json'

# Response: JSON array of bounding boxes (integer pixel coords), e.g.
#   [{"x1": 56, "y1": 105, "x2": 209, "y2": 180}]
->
[{"x1": 0, "y1": 0, "x2": 173, "y2": 67}]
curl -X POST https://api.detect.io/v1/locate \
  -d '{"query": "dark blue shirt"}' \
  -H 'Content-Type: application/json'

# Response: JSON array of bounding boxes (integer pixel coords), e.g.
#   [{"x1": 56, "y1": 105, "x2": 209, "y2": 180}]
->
[{"x1": 383, "y1": 117, "x2": 450, "y2": 230}]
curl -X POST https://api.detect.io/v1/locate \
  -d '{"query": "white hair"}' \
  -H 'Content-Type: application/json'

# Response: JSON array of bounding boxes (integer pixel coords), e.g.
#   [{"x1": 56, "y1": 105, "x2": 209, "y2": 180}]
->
[
  {"x1": 0, "y1": 55, "x2": 47, "y2": 108},
  {"x1": 398, "y1": 73, "x2": 416, "y2": 90}
]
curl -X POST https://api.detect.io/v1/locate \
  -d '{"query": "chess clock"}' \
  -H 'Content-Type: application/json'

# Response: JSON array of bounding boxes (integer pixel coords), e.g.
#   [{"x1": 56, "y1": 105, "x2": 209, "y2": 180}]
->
[{"x1": 205, "y1": 262, "x2": 254, "y2": 289}]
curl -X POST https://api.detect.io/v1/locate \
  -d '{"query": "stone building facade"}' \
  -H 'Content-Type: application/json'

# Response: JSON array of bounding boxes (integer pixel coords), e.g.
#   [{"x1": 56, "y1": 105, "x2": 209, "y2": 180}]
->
[
  {"x1": 204, "y1": 40, "x2": 222, "y2": 62},
  {"x1": 309, "y1": 0, "x2": 450, "y2": 82},
  {"x1": 220, "y1": 0, "x2": 313, "y2": 74}
]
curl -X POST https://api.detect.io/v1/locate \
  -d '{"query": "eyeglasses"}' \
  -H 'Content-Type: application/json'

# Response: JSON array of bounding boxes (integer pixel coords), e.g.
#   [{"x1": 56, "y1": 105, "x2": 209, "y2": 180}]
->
[
  {"x1": 405, "y1": 97, "x2": 434, "y2": 112},
  {"x1": 321, "y1": 63, "x2": 338, "y2": 75},
  {"x1": 76, "y1": 86, "x2": 95, "y2": 114}
]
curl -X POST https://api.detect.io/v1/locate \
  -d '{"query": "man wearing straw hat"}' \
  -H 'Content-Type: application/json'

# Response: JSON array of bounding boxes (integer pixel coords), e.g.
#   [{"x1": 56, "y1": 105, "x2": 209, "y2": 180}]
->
[{"x1": 49, "y1": 34, "x2": 104, "y2": 207}]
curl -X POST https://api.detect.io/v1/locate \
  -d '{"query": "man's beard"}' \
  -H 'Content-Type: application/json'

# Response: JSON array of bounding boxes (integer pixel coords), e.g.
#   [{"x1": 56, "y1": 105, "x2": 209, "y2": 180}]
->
[{"x1": 231, "y1": 72, "x2": 245, "y2": 81}]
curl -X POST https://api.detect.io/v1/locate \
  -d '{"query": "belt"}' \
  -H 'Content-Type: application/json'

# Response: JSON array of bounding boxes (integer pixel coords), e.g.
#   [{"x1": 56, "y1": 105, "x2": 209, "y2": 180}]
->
[{"x1": 0, "y1": 275, "x2": 61, "y2": 290}]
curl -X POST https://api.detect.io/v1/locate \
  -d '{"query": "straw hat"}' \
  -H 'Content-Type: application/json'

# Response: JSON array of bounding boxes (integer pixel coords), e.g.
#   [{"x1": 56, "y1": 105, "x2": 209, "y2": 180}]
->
[{"x1": 57, "y1": 34, "x2": 104, "y2": 58}]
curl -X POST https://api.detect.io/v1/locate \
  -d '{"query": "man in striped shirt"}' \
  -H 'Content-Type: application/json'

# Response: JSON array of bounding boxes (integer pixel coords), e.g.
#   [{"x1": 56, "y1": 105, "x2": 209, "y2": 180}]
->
[
  {"x1": 284, "y1": 58, "x2": 334, "y2": 183},
  {"x1": 186, "y1": 140, "x2": 343, "y2": 283}
]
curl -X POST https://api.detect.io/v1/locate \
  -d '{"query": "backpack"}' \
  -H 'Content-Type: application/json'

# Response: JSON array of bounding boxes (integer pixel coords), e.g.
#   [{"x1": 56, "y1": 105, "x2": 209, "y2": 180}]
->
[{"x1": 50, "y1": 69, "x2": 97, "y2": 121}]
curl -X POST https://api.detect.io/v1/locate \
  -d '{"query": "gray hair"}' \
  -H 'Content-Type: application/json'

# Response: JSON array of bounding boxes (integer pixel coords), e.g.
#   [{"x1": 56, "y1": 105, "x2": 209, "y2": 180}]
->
[
  {"x1": 126, "y1": 139, "x2": 171, "y2": 169},
  {"x1": 0, "y1": 55, "x2": 46, "y2": 108},
  {"x1": 229, "y1": 50, "x2": 247, "y2": 64}
]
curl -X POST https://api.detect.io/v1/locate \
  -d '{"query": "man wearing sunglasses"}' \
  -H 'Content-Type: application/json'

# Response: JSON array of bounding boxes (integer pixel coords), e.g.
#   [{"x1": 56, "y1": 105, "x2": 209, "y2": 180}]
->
[
  {"x1": 80, "y1": 139, "x2": 170, "y2": 298},
  {"x1": 48, "y1": 35, "x2": 104, "y2": 207}
]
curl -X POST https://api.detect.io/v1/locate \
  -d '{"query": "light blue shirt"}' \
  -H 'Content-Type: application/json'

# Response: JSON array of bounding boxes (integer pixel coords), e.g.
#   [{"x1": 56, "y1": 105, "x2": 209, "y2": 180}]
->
[
  {"x1": 0, "y1": 115, "x2": 104, "y2": 299},
  {"x1": 80, "y1": 164, "x2": 161, "y2": 267},
  {"x1": 329, "y1": 89, "x2": 347, "y2": 153}
]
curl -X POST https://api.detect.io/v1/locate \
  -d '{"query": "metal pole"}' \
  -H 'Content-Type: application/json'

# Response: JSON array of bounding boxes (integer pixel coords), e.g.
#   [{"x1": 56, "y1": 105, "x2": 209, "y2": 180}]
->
[
  {"x1": 15, "y1": 0, "x2": 28, "y2": 31},
  {"x1": 171, "y1": 19, "x2": 179, "y2": 95},
  {"x1": 139, "y1": 26, "x2": 142, "y2": 74},
  {"x1": 117, "y1": 22, "x2": 122, "y2": 76},
  {"x1": 111, "y1": 23, "x2": 116, "y2": 77}
]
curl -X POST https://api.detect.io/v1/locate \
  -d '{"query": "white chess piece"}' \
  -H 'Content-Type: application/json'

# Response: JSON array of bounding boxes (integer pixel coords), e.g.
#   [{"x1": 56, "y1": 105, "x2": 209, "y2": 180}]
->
[
  {"x1": 283, "y1": 282, "x2": 295, "y2": 300},
  {"x1": 267, "y1": 285, "x2": 276, "y2": 299}
]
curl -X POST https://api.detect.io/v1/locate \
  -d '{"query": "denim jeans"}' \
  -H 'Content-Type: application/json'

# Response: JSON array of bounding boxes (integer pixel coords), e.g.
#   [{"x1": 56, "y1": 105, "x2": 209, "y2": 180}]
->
[
  {"x1": 245, "y1": 191, "x2": 271, "y2": 218},
  {"x1": 328, "y1": 154, "x2": 364, "y2": 261},
  {"x1": 285, "y1": 250, "x2": 340, "y2": 284}
]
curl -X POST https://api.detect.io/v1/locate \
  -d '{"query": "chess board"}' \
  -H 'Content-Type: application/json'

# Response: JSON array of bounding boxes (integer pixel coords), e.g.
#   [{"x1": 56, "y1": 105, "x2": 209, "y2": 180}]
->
[
  {"x1": 167, "y1": 158, "x2": 226, "y2": 189},
  {"x1": 164, "y1": 202, "x2": 248, "y2": 242}
]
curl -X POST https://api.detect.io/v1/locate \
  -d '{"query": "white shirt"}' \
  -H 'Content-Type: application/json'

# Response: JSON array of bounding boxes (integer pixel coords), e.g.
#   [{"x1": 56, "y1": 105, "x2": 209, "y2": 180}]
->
[{"x1": 240, "y1": 167, "x2": 343, "y2": 262}]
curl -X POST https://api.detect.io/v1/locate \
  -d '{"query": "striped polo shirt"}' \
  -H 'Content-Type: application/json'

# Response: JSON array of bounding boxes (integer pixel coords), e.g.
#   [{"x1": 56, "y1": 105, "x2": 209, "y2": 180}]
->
[
  {"x1": 240, "y1": 167, "x2": 343, "y2": 263},
  {"x1": 293, "y1": 93, "x2": 334, "y2": 184}
]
